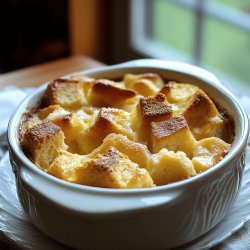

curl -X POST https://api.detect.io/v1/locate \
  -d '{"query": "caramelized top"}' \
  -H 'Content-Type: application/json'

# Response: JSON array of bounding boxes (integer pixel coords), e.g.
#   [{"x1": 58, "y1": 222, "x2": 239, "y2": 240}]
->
[
  {"x1": 151, "y1": 116, "x2": 188, "y2": 139},
  {"x1": 19, "y1": 73, "x2": 233, "y2": 188}
]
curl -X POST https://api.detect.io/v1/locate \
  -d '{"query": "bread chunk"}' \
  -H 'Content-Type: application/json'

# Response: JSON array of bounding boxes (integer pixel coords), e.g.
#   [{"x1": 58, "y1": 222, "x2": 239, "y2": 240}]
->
[
  {"x1": 183, "y1": 90, "x2": 224, "y2": 140},
  {"x1": 78, "y1": 108, "x2": 135, "y2": 154},
  {"x1": 183, "y1": 89, "x2": 219, "y2": 125},
  {"x1": 21, "y1": 121, "x2": 67, "y2": 170},
  {"x1": 89, "y1": 133, "x2": 150, "y2": 168},
  {"x1": 43, "y1": 78, "x2": 86, "y2": 108},
  {"x1": 160, "y1": 82, "x2": 199, "y2": 114},
  {"x1": 192, "y1": 137, "x2": 230, "y2": 173},
  {"x1": 128, "y1": 79, "x2": 160, "y2": 97},
  {"x1": 124, "y1": 73, "x2": 164, "y2": 97},
  {"x1": 147, "y1": 149, "x2": 196, "y2": 185},
  {"x1": 124, "y1": 73, "x2": 164, "y2": 89},
  {"x1": 39, "y1": 105, "x2": 98, "y2": 153},
  {"x1": 19, "y1": 111, "x2": 41, "y2": 142},
  {"x1": 39, "y1": 105, "x2": 71, "y2": 126},
  {"x1": 139, "y1": 93, "x2": 172, "y2": 119},
  {"x1": 88, "y1": 79, "x2": 136, "y2": 107},
  {"x1": 131, "y1": 93, "x2": 173, "y2": 143},
  {"x1": 56, "y1": 108, "x2": 98, "y2": 153},
  {"x1": 150, "y1": 116, "x2": 196, "y2": 157},
  {"x1": 48, "y1": 150, "x2": 89, "y2": 183},
  {"x1": 161, "y1": 82, "x2": 225, "y2": 140},
  {"x1": 81, "y1": 147, "x2": 154, "y2": 188}
]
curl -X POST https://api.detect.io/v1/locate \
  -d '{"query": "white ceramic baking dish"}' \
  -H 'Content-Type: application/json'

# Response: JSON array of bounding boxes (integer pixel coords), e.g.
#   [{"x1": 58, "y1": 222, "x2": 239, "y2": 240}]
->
[{"x1": 8, "y1": 59, "x2": 249, "y2": 250}]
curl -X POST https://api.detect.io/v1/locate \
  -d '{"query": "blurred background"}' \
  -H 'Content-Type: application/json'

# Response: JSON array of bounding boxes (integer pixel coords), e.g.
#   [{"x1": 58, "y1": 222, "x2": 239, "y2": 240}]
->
[{"x1": 0, "y1": 0, "x2": 250, "y2": 92}]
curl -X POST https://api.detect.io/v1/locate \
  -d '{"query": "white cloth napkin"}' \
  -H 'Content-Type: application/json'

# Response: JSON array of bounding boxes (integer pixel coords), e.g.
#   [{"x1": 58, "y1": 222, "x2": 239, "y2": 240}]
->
[{"x1": 0, "y1": 87, "x2": 34, "y2": 134}]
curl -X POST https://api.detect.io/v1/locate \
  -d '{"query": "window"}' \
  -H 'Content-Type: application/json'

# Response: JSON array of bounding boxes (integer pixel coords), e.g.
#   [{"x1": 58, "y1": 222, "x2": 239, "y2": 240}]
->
[{"x1": 130, "y1": 0, "x2": 250, "y2": 93}]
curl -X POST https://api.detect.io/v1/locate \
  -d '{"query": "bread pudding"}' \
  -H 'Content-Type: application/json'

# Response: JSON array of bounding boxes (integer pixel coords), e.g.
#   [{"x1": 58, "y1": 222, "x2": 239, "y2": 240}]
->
[{"x1": 19, "y1": 73, "x2": 234, "y2": 188}]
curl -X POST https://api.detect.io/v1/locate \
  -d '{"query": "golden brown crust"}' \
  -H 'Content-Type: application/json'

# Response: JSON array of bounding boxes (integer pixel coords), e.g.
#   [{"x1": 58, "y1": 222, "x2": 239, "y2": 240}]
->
[
  {"x1": 183, "y1": 89, "x2": 218, "y2": 124},
  {"x1": 159, "y1": 83, "x2": 171, "y2": 95},
  {"x1": 88, "y1": 147, "x2": 121, "y2": 173},
  {"x1": 21, "y1": 121, "x2": 67, "y2": 168},
  {"x1": 93, "y1": 79, "x2": 136, "y2": 101},
  {"x1": 23, "y1": 121, "x2": 61, "y2": 144},
  {"x1": 19, "y1": 73, "x2": 233, "y2": 188},
  {"x1": 139, "y1": 93, "x2": 172, "y2": 120},
  {"x1": 79, "y1": 107, "x2": 135, "y2": 154},
  {"x1": 90, "y1": 108, "x2": 120, "y2": 133},
  {"x1": 89, "y1": 133, "x2": 150, "y2": 168},
  {"x1": 151, "y1": 116, "x2": 188, "y2": 139},
  {"x1": 43, "y1": 78, "x2": 84, "y2": 108}
]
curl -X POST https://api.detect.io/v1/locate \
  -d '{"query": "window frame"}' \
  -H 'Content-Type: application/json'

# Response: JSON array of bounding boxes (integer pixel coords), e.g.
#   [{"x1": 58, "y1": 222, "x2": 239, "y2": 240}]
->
[{"x1": 130, "y1": 0, "x2": 250, "y2": 93}]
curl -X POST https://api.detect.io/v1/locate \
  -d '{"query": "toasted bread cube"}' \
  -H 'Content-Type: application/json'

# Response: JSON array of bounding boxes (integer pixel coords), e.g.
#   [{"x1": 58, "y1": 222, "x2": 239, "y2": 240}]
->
[
  {"x1": 19, "y1": 112, "x2": 41, "y2": 141},
  {"x1": 40, "y1": 105, "x2": 98, "y2": 153},
  {"x1": 78, "y1": 108, "x2": 135, "y2": 154},
  {"x1": 192, "y1": 137, "x2": 230, "y2": 173},
  {"x1": 160, "y1": 82, "x2": 199, "y2": 114},
  {"x1": 80, "y1": 147, "x2": 154, "y2": 188},
  {"x1": 43, "y1": 78, "x2": 86, "y2": 108},
  {"x1": 127, "y1": 79, "x2": 160, "y2": 97},
  {"x1": 124, "y1": 73, "x2": 164, "y2": 89},
  {"x1": 89, "y1": 133, "x2": 150, "y2": 168},
  {"x1": 70, "y1": 74, "x2": 95, "y2": 98},
  {"x1": 39, "y1": 105, "x2": 71, "y2": 126},
  {"x1": 53, "y1": 108, "x2": 98, "y2": 153},
  {"x1": 190, "y1": 116, "x2": 224, "y2": 140},
  {"x1": 147, "y1": 149, "x2": 196, "y2": 185},
  {"x1": 183, "y1": 89, "x2": 219, "y2": 125},
  {"x1": 131, "y1": 93, "x2": 173, "y2": 143},
  {"x1": 47, "y1": 150, "x2": 88, "y2": 182},
  {"x1": 183, "y1": 90, "x2": 224, "y2": 140},
  {"x1": 150, "y1": 116, "x2": 196, "y2": 157},
  {"x1": 21, "y1": 121, "x2": 67, "y2": 170},
  {"x1": 88, "y1": 79, "x2": 136, "y2": 107}
]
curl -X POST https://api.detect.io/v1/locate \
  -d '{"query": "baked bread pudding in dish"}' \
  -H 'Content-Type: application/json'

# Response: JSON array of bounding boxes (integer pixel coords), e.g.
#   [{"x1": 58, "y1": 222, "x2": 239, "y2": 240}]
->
[{"x1": 19, "y1": 73, "x2": 233, "y2": 188}]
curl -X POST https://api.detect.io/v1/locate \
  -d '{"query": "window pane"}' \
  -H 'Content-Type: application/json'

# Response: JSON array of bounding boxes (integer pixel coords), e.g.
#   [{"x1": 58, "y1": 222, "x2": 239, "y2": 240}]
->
[
  {"x1": 211, "y1": 0, "x2": 250, "y2": 11},
  {"x1": 203, "y1": 16, "x2": 250, "y2": 86},
  {"x1": 152, "y1": 0, "x2": 195, "y2": 56}
]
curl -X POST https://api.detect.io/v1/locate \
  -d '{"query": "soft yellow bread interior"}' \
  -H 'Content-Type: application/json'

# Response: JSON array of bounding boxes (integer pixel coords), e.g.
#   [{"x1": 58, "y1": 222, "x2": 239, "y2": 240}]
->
[
  {"x1": 89, "y1": 133, "x2": 150, "y2": 168},
  {"x1": 82, "y1": 147, "x2": 154, "y2": 188},
  {"x1": 48, "y1": 150, "x2": 89, "y2": 183},
  {"x1": 49, "y1": 147, "x2": 154, "y2": 188},
  {"x1": 150, "y1": 116, "x2": 197, "y2": 157},
  {"x1": 78, "y1": 107, "x2": 135, "y2": 154},
  {"x1": 160, "y1": 82, "x2": 199, "y2": 114},
  {"x1": 124, "y1": 73, "x2": 164, "y2": 89},
  {"x1": 192, "y1": 137, "x2": 230, "y2": 173},
  {"x1": 147, "y1": 148, "x2": 196, "y2": 185},
  {"x1": 20, "y1": 74, "x2": 233, "y2": 188}
]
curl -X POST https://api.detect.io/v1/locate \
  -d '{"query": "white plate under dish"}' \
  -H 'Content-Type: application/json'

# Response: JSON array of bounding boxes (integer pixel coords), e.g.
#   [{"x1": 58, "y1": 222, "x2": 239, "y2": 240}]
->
[{"x1": 0, "y1": 146, "x2": 249, "y2": 250}]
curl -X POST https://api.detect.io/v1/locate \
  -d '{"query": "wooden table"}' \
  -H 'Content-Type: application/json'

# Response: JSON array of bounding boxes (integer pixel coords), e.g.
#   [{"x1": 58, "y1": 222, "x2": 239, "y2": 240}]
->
[{"x1": 0, "y1": 55, "x2": 104, "y2": 89}]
